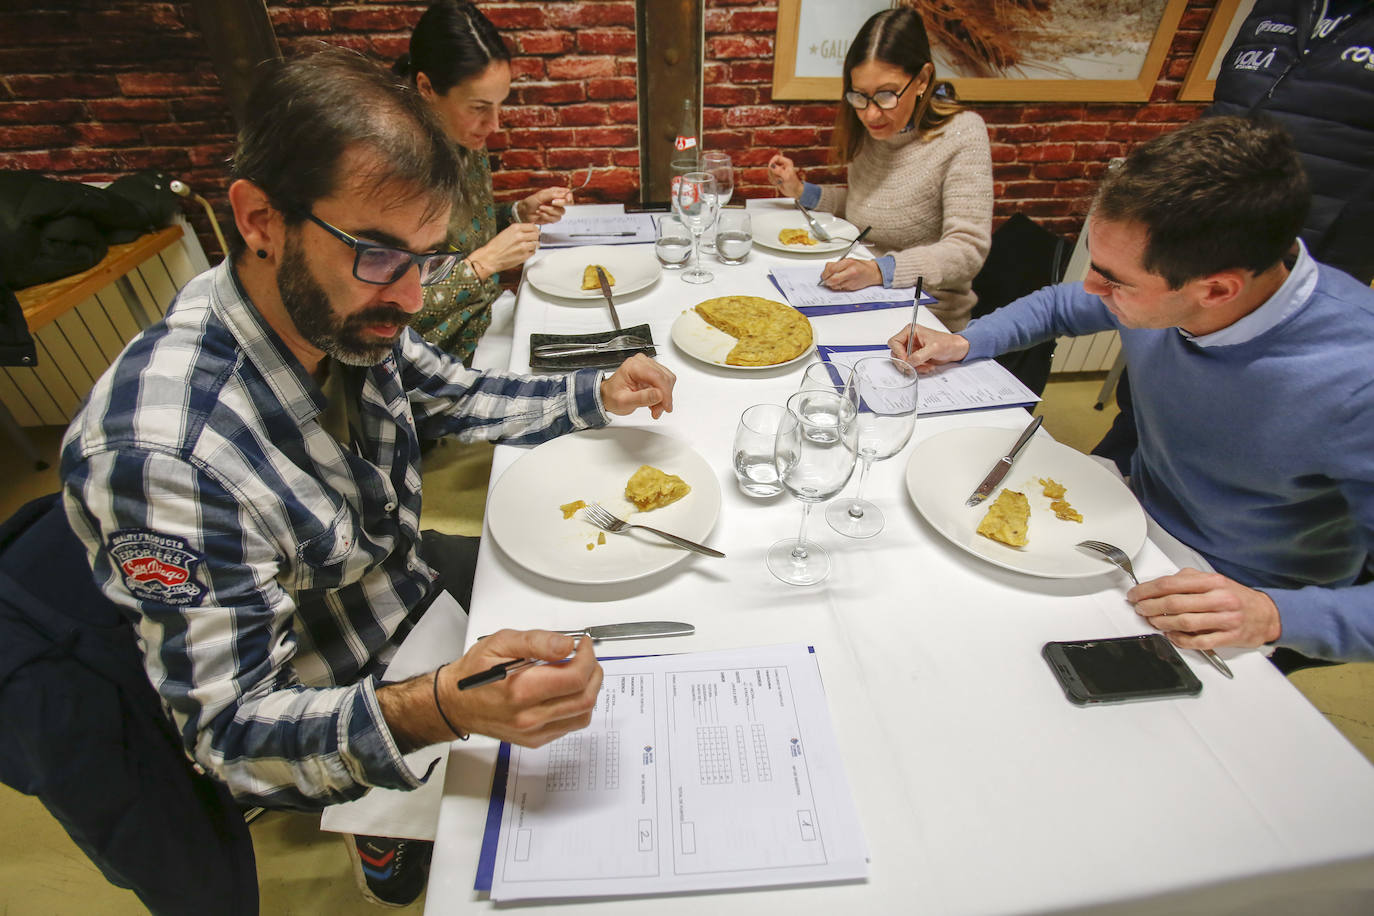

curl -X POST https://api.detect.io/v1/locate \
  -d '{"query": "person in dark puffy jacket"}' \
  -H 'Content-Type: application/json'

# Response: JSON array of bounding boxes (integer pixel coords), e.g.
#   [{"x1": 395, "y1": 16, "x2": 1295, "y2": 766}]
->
[{"x1": 1208, "y1": 0, "x2": 1374, "y2": 285}]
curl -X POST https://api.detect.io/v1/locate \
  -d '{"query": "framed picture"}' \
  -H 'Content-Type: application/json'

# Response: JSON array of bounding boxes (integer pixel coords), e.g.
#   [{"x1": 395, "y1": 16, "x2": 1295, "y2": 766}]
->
[
  {"x1": 1179, "y1": 0, "x2": 1256, "y2": 102},
  {"x1": 772, "y1": 0, "x2": 1190, "y2": 103}
]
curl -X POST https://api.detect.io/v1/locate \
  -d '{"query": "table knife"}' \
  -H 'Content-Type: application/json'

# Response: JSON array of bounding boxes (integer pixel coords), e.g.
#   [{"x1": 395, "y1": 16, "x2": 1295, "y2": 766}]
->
[
  {"x1": 965, "y1": 415, "x2": 1044, "y2": 507},
  {"x1": 794, "y1": 200, "x2": 833, "y2": 241},
  {"x1": 560, "y1": 621, "x2": 695, "y2": 641},
  {"x1": 595, "y1": 266, "x2": 622, "y2": 331},
  {"x1": 476, "y1": 621, "x2": 694, "y2": 643}
]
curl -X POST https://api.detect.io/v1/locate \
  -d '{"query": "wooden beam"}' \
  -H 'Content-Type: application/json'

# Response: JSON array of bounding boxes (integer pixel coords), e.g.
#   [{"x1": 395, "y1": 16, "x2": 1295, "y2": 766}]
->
[
  {"x1": 637, "y1": 0, "x2": 703, "y2": 204},
  {"x1": 189, "y1": 0, "x2": 281, "y2": 127}
]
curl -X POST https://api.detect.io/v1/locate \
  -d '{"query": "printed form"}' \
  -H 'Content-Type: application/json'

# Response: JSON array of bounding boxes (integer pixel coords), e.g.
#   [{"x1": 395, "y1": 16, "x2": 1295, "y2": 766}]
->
[
  {"x1": 474, "y1": 644, "x2": 868, "y2": 901},
  {"x1": 819, "y1": 345, "x2": 1039, "y2": 415}
]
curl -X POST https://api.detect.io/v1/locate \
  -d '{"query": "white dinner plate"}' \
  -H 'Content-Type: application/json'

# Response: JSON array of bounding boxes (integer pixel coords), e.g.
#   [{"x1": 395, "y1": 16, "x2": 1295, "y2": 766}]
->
[
  {"x1": 751, "y1": 210, "x2": 862, "y2": 255},
  {"x1": 904, "y1": 426, "x2": 1147, "y2": 578},
  {"x1": 669, "y1": 308, "x2": 815, "y2": 371},
  {"x1": 523, "y1": 245, "x2": 661, "y2": 300},
  {"x1": 486, "y1": 428, "x2": 722, "y2": 585}
]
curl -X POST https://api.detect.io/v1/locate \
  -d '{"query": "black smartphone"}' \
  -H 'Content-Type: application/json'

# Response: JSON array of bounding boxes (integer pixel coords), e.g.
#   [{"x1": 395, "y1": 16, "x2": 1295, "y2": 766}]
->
[{"x1": 1042, "y1": 634, "x2": 1203, "y2": 706}]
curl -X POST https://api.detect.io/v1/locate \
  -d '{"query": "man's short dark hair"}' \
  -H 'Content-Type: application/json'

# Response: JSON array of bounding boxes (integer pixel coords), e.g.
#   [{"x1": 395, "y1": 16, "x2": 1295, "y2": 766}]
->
[
  {"x1": 229, "y1": 45, "x2": 459, "y2": 258},
  {"x1": 1094, "y1": 116, "x2": 1309, "y2": 289}
]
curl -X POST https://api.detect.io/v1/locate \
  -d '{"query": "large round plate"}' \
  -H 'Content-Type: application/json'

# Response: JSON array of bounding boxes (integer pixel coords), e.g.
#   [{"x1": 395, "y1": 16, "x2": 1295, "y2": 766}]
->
[
  {"x1": 751, "y1": 210, "x2": 861, "y2": 255},
  {"x1": 904, "y1": 426, "x2": 1147, "y2": 578},
  {"x1": 669, "y1": 308, "x2": 814, "y2": 371},
  {"x1": 486, "y1": 428, "x2": 722, "y2": 585},
  {"x1": 524, "y1": 245, "x2": 661, "y2": 300}
]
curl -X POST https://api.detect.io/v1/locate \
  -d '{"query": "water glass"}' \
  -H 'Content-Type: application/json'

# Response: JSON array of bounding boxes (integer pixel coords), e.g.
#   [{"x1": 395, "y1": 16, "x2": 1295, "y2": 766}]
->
[
  {"x1": 655, "y1": 215, "x2": 691, "y2": 269},
  {"x1": 672, "y1": 171, "x2": 718, "y2": 285},
  {"x1": 733, "y1": 404, "x2": 785, "y2": 497},
  {"x1": 714, "y1": 210, "x2": 752, "y2": 264},
  {"x1": 700, "y1": 151, "x2": 733, "y2": 251},
  {"x1": 825, "y1": 356, "x2": 920, "y2": 539}
]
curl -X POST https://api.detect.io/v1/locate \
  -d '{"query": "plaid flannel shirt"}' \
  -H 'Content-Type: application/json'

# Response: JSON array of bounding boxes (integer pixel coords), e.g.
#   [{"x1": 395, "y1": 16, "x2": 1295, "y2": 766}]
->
[{"x1": 61, "y1": 260, "x2": 607, "y2": 809}]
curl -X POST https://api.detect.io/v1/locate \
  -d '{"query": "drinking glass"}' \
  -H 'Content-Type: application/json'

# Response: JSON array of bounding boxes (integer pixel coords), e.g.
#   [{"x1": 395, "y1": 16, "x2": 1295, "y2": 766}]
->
[
  {"x1": 733, "y1": 404, "x2": 785, "y2": 498},
  {"x1": 714, "y1": 210, "x2": 752, "y2": 264},
  {"x1": 655, "y1": 214, "x2": 692, "y2": 269},
  {"x1": 700, "y1": 151, "x2": 733, "y2": 251},
  {"x1": 767, "y1": 389, "x2": 858, "y2": 586},
  {"x1": 797, "y1": 361, "x2": 846, "y2": 442},
  {"x1": 672, "y1": 171, "x2": 718, "y2": 285},
  {"x1": 825, "y1": 356, "x2": 919, "y2": 539}
]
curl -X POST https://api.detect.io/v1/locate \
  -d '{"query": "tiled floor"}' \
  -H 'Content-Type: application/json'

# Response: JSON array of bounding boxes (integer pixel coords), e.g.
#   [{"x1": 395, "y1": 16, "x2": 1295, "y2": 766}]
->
[{"x1": 2, "y1": 376, "x2": 1370, "y2": 914}]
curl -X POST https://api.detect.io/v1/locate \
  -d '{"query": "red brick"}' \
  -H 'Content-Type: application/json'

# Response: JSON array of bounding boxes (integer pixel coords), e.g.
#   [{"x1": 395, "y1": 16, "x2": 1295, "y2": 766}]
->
[
  {"x1": 724, "y1": 105, "x2": 784, "y2": 128},
  {"x1": 1074, "y1": 142, "x2": 1128, "y2": 161},
  {"x1": 501, "y1": 106, "x2": 558, "y2": 128},
  {"x1": 497, "y1": 149, "x2": 546, "y2": 170},
  {"x1": 491, "y1": 169, "x2": 535, "y2": 191},
  {"x1": 728, "y1": 10, "x2": 779, "y2": 32},
  {"x1": 509, "y1": 57, "x2": 546, "y2": 81},
  {"x1": 729, "y1": 148, "x2": 777, "y2": 167},
  {"x1": 72, "y1": 123, "x2": 144, "y2": 145},
  {"x1": 587, "y1": 78, "x2": 636, "y2": 101},
  {"x1": 270, "y1": 7, "x2": 330, "y2": 34},
  {"x1": 1105, "y1": 122, "x2": 1167, "y2": 142},
  {"x1": 0, "y1": 100, "x2": 85, "y2": 124},
  {"x1": 0, "y1": 151, "x2": 56, "y2": 171},
  {"x1": 574, "y1": 126, "x2": 637, "y2": 147},
  {"x1": 1045, "y1": 121, "x2": 1111, "y2": 142},
  {"x1": 750, "y1": 127, "x2": 820, "y2": 147},
  {"x1": 547, "y1": 56, "x2": 617, "y2": 80},
  {"x1": 1020, "y1": 106, "x2": 1085, "y2": 123},
  {"x1": 187, "y1": 144, "x2": 232, "y2": 168},
  {"x1": 704, "y1": 9, "x2": 731, "y2": 32},
  {"x1": 1051, "y1": 179, "x2": 1100, "y2": 199},
  {"x1": 0, "y1": 124, "x2": 71, "y2": 148},
  {"x1": 547, "y1": 148, "x2": 612, "y2": 169},
  {"x1": 1134, "y1": 103, "x2": 1205, "y2": 123},
  {"x1": 728, "y1": 61, "x2": 774, "y2": 83},
  {"x1": 704, "y1": 62, "x2": 729, "y2": 84},
  {"x1": 989, "y1": 143, "x2": 1017, "y2": 163},
  {"x1": 577, "y1": 30, "x2": 637, "y2": 55},
  {"x1": 1018, "y1": 143, "x2": 1074, "y2": 163},
  {"x1": 519, "y1": 83, "x2": 585, "y2": 105},
  {"x1": 1004, "y1": 180, "x2": 1057, "y2": 198},
  {"x1": 607, "y1": 102, "x2": 639, "y2": 124},
  {"x1": 703, "y1": 129, "x2": 752, "y2": 150},
  {"x1": 993, "y1": 164, "x2": 1033, "y2": 181},
  {"x1": 1016, "y1": 198, "x2": 1081, "y2": 218},
  {"x1": 785, "y1": 104, "x2": 839, "y2": 124},
  {"x1": 484, "y1": 5, "x2": 547, "y2": 29},
  {"x1": 6, "y1": 74, "x2": 119, "y2": 99},
  {"x1": 787, "y1": 148, "x2": 834, "y2": 168},
  {"x1": 617, "y1": 58, "x2": 637, "y2": 78},
  {"x1": 611, "y1": 148, "x2": 639, "y2": 167},
  {"x1": 1032, "y1": 163, "x2": 1088, "y2": 180},
  {"x1": 544, "y1": 3, "x2": 636, "y2": 28},
  {"x1": 991, "y1": 124, "x2": 1049, "y2": 144},
  {"x1": 704, "y1": 85, "x2": 757, "y2": 106},
  {"x1": 117, "y1": 71, "x2": 214, "y2": 98},
  {"x1": 557, "y1": 104, "x2": 610, "y2": 127},
  {"x1": 371, "y1": 36, "x2": 410, "y2": 60},
  {"x1": 515, "y1": 31, "x2": 574, "y2": 55},
  {"x1": 332, "y1": 8, "x2": 416, "y2": 31},
  {"x1": 504, "y1": 127, "x2": 574, "y2": 148},
  {"x1": 709, "y1": 35, "x2": 773, "y2": 60}
]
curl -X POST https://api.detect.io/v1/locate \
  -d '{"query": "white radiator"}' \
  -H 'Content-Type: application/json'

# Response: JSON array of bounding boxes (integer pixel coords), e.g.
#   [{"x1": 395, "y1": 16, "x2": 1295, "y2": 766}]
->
[
  {"x1": 1049, "y1": 195, "x2": 1119, "y2": 375},
  {"x1": 1, "y1": 215, "x2": 209, "y2": 427}
]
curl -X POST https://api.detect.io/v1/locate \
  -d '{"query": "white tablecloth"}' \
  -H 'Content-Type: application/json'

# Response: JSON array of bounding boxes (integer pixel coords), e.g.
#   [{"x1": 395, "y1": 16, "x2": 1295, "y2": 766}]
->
[{"x1": 424, "y1": 202, "x2": 1374, "y2": 914}]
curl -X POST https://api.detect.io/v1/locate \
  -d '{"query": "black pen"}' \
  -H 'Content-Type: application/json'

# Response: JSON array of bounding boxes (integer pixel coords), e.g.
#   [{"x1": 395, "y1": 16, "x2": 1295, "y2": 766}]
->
[{"x1": 457, "y1": 658, "x2": 541, "y2": 691}]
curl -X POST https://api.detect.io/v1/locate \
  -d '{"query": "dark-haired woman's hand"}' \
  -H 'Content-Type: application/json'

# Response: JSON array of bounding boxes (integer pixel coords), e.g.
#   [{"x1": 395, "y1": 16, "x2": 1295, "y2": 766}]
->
[
  {"x1": 767, "y1": 154, "x2": 804, "y2": 199},
  {"x1": 520, "y1": 186, "x2": 571, "y2": 225}
]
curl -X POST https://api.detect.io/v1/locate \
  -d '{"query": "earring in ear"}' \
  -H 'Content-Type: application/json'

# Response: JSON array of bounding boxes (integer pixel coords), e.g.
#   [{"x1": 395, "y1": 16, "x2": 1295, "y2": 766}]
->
[{"x1": 256, "y1": 249, "x2": 268, "y2": 259}]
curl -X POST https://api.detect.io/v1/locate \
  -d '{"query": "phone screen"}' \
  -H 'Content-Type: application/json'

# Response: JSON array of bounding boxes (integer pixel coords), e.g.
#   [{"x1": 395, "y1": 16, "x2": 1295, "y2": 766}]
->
[{"x1": 1043, "y1": 634, "x2": 1202, "y2": 704}]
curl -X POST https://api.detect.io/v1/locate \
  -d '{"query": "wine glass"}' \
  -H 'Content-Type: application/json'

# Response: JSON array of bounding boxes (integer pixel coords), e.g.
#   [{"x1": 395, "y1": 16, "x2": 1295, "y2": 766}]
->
[
  {"x1": 825, "y1": 356, "x2": 919, "y2": 539},
  {"x1": 767, "y1": 389, "x2": 858, "y2": 586},
  {"x1": 700, "y1": 151, "x2": 733, "y2": 251},
  {"x1": 672, "y1": 171, "x2": 718, "y2": 285}
]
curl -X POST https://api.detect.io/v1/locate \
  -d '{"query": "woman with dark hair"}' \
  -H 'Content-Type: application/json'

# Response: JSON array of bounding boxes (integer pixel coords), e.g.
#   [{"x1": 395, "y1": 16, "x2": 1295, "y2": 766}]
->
[
  {"x1": 768, "y1": 7, "x2": 992, "y2": 330},
  {"x1": 396, "y1": 0, "x2": 571, "y2": 363}
]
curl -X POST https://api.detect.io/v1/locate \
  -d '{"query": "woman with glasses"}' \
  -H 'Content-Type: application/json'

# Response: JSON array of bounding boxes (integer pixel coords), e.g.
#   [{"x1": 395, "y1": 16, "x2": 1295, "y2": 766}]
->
[
  {"x1": 768, "y1": 7, "x2": 992, "y2": 331},
  {"x1": 395, "y1": 1, "x2": 572, "y2": 364}
]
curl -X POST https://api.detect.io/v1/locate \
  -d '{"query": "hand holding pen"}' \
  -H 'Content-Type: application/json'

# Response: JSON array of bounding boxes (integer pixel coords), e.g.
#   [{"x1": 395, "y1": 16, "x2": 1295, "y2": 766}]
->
[{"x1": 434, "y1": 630, "x2": 602, "y2": 748}]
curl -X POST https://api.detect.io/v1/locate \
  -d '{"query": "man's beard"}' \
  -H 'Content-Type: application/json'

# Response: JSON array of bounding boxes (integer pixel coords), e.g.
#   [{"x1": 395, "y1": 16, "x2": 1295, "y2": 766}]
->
[{"x1": 277, "y1": 233, "x2": 413, "y2": 367}]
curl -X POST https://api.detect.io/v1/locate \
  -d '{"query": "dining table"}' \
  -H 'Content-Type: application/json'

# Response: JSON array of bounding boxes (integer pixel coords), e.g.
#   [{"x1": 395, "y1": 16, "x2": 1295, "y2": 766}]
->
[{"x1": 421, "y1": 200, "x2": 1374, "y2": 914}]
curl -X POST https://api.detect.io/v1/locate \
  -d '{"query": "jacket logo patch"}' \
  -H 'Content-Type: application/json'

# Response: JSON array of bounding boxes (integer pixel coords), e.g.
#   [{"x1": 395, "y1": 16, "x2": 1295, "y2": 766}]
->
[{"x1": 108, "y1": 529, "x2": 208, "y2": 606}]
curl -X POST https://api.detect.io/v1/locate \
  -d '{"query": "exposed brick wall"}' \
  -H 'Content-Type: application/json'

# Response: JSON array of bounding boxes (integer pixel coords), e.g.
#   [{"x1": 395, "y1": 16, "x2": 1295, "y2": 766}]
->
[{"x1": 1, "y1": 0, "x2": 1216, "y2": 264}]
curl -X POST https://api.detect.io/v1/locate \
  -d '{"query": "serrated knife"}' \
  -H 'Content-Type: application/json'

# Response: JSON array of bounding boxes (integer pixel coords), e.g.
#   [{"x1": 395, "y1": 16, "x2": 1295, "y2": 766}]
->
[{"x1": 965, "y1": 415, "x2": 1044, "y2": 507}]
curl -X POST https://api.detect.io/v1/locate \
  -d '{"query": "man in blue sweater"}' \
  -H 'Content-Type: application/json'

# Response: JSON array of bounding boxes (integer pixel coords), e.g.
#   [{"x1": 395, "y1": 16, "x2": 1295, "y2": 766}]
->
[{"x1": 889, "y1": 116, "x2": 1374, "y2": 664}]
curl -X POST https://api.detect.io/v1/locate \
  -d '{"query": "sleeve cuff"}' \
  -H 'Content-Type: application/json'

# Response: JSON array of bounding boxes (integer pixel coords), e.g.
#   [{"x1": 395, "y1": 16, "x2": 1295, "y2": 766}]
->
[
  {"x1": 876, "y1": 255, "x2": 897, "y2": 287},
  {"x1": 799, "y1": 182, "x2": 823, "y2": 210}
]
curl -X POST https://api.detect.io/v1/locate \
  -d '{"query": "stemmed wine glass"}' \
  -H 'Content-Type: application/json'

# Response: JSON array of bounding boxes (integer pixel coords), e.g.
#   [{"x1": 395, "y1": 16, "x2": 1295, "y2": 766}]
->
[
  {"x1": 767, "y1": 389, "x2": 858, "y2": 586},
  {"x1": 672, "y1": 171, "x2": 718, "y2": 284},
  {"x1": 700, "y1": 151, "x2": 733, "y2": 251},
  {"x1": 825, "y1": 356, "x2": 920, "y2": 539}
]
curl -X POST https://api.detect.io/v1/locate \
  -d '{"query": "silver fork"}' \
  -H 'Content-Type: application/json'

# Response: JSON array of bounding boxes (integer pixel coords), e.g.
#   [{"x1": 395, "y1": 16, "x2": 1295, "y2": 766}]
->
[
  {"x1": 1076, "y1": 540, "x2": 1234, "y2": 679},
  {"x1": 582, "y1": 503, "x2": 724, "y2": 558},
  {"x1": 571, "y1": 166, "x2": 594, "y2": 191}
]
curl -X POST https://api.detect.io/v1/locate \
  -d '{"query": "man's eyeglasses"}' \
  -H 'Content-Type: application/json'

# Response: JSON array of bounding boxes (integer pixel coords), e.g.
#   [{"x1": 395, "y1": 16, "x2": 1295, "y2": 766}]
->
[
  {"x1": 843, "y1": 74, "x2": 917, "y2": 111},
  {"x1": 304, "y1": 213, "x2": 460, "y2": 287}
]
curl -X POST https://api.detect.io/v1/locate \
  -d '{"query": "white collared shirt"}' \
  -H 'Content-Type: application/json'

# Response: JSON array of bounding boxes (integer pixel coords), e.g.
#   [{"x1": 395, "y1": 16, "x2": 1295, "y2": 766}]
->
[{"x1": 1186, "y1": 240, "x2": 1319, "y2": 347}]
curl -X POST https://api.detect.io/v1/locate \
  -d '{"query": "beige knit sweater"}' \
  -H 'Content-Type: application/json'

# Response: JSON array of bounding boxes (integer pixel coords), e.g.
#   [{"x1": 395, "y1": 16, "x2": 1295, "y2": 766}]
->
[{"x1": 816, "y1": 109, "x2": 993, "y2": 330}]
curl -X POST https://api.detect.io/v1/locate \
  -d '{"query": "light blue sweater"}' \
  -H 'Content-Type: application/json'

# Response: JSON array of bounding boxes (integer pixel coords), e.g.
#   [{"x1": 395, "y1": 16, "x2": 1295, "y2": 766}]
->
[{"x1": 962, "y1": 266, "x2": 1374, "y2": 661}]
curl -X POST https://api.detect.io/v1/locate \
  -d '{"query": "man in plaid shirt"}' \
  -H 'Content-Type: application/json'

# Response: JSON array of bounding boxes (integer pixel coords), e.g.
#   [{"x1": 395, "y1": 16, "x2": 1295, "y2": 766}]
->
[{"x1": 60, "y1": 48, "x2": 676, "y2": 905}]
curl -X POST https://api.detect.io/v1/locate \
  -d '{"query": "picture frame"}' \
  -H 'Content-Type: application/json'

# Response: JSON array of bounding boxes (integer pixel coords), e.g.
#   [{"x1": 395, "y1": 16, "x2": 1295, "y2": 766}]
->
[
  {"x1": 1178, "y1": 0, "x2": 1256, "y2": 102},
  {"x1": 771, "y1": 0, "x2": 1190, "y2": 103}
]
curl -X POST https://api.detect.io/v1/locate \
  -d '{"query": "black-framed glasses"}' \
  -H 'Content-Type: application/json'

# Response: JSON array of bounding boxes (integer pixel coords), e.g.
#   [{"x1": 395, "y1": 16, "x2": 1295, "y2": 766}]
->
[
  {"x1": 304, "y1": 213, "x2": 461, "y2": 287},
  {"x1": 844, "y1": 74, "x2": 917, "y2": 111}
]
